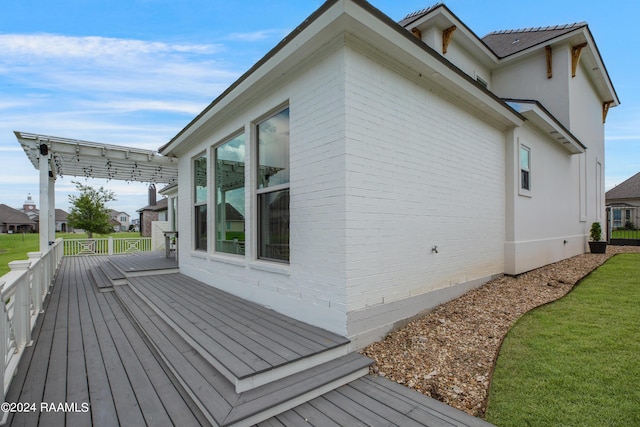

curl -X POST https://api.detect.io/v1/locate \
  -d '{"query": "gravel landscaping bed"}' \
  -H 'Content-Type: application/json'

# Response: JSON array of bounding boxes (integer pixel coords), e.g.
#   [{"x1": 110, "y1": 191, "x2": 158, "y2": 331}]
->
[{"x1": 361, "y1": 246, "x2": 640, "y2": 417}]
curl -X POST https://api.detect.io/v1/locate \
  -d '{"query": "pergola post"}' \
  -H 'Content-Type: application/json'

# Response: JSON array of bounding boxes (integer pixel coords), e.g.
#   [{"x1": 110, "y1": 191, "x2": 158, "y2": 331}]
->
[
  {"x1": 48, "y1": 174, "x2": 55, "y2": 244},
  {"x1": 38, "y1": 144, "x2": 55, "y2": 252}
]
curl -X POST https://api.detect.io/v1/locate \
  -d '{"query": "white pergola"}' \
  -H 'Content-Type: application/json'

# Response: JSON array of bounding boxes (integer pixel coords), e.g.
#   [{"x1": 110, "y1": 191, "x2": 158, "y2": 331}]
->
[{"x1": 15, "y1": 131, "x2": 179, "y2": 252}]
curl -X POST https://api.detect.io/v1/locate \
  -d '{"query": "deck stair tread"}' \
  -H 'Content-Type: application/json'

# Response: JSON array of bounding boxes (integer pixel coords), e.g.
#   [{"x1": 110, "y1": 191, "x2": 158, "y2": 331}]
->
[
  {"x1": 88, "y1": 265, "x2": 115, "y2": 292},
  {"x1": 114, "y1": 284, "x2": 372, "y2": 426},
  {"x1": 100, "y1": 259, "x2": 127, "y2": 280},
  {"x1": 124, "y1": 272, "x2": 351, "y2": 392}
]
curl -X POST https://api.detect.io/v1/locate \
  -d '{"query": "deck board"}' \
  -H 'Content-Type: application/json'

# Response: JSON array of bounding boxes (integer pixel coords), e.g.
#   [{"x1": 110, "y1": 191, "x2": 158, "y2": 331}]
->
[
  {"x1": 127, "y1": 272, "x2": 349, "y2": 381},
  {"x1": 5, "y1": 254, "x2": 495, "y2": 427},
  {"x1": 4, "y1": 256, "x2": 204, "y2": 427},
  {"x1": 149, "y1": 274, "x2": 320, "y2": 358},
  {"x1": 139, "y1": 275, "x2": 292, "y2": 365}
]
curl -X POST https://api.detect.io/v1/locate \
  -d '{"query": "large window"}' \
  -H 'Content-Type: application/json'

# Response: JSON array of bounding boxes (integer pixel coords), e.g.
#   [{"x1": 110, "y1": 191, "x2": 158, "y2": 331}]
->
[
  {"x1": 194, "y1": 154, "x2": 207, "y2": 251},
  {"x1": 520, "y1": 145, "x2": 530, "y2": 192},
  {"x1": 257, "y1": 108, "x2": 290, "y2": 262},
  {"x1": 215, "y1": 133, "x2": 245, "y2": 255}
]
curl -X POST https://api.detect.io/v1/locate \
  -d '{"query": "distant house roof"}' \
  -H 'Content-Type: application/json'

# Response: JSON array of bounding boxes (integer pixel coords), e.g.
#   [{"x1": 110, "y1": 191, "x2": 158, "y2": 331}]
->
[
  {"x1": 109, "y1": 209, "x2": 129, "y2": 217},
  {"x1": 137, "y1": 197, "x2": 168, "y2": 213},
  {"x1": 217, "y1": 203, "x2": 245, "y2": 221},
  {"x1": 55, "y1": 208, "x2": 68, "y2": 221},
  {"x1": 482, "y1": 23, "x2": 587, "y2": 58},
  {"x1": 606, "y1": 172, "x2": 640, "y2": 201},
  {"x1": 0, "y1": 204, "x2": 37, "y2": 226}
]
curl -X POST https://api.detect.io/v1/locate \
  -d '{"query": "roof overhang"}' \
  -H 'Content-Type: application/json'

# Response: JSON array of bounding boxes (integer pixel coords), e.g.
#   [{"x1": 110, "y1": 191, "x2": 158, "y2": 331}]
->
[
  {"x1": 505, "y1": 99, "x2": 585, "y2": 154},
  {"x1": 15, "y1": 131, "x2": 178, "y2": 184}
]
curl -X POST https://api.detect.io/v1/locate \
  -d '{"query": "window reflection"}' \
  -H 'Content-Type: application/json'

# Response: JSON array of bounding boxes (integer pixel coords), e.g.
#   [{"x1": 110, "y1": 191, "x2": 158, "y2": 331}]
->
[{"x1": 215, "y1": 134, "x2": 245, "y2": 255}]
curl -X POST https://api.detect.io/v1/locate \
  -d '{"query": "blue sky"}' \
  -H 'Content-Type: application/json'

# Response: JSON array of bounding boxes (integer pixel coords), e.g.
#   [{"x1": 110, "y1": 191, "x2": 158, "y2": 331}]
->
[{"x1": 1, "y1": 0, "x2": 638, "y2": 217}]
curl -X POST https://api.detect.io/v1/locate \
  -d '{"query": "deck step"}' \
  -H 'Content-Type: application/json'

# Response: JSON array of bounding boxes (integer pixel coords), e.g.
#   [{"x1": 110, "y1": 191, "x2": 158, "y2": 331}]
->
[
  {"x1": 114, "y1": 284, "x2": 372, "y2": 427},
  {"x1": 88, "y1": 266, "x2": 115, "y2": 292},
  {"x1": 124, "y1": 273, "x2": 352, "y2": 393}
]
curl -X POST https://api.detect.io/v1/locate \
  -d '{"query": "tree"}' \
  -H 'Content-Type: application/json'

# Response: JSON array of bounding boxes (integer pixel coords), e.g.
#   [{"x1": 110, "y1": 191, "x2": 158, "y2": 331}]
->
[{"x1": 67, "y1": 181, "x2": 116, "y2": 238}]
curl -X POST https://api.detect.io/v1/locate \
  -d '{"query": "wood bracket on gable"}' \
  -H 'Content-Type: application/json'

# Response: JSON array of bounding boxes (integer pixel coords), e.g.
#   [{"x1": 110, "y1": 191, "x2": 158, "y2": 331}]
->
[
  {"x1": 545, "y1": 46, "x2": 553, "y2": 78},
  {"x1": 571, "y1": 42, "x2": 588, "y2": 77},
  {"x1": 602, "y1": 100, "x2": 613, "y2": 123},
  {"x1": 442, "y1": 26, "x2": 457, "y2": 54},
  {"x1": 411, "y1": 27, "x2": 422, "y2": 40}
]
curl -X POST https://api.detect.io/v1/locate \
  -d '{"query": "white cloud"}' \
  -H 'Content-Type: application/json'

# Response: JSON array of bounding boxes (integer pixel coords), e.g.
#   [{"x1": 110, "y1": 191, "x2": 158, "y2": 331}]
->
[
  {"x1": 225, "y1": 29, "x2": 286, "y2": 42},
  {"x1": 0, "y1": 34, "x2": 221, "y2": 59}
]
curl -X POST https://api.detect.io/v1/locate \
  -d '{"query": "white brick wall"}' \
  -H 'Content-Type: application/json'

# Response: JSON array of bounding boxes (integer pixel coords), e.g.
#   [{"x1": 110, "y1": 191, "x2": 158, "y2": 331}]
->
[{"x1": 342, "y1": 48, "x2": 506, "y2": 319}]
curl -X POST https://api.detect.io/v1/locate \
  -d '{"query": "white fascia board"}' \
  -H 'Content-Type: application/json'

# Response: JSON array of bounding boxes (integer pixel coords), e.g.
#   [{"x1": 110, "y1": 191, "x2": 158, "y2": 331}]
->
[{"x1": 507, "y1": 101, "x2": 585, "y2": 154}]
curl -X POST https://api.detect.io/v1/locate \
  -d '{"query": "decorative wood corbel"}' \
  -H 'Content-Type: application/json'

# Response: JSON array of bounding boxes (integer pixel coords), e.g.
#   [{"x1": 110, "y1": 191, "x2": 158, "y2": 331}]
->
[
  {"x1": 571, "y1": 42, "x2": 588, "y2": 77},
  {"x1": 411, "y1": 27, "x2": 422, "y2": 39},
  {"x1": 602, "y1": 100, "x2": 613, "y2": 123},
  {"x1": 442, "y1": 25, "x2": 457, "y2": 54},
  {"x1": 545, "y1": 46, "x2": 553, "y2": 78}
]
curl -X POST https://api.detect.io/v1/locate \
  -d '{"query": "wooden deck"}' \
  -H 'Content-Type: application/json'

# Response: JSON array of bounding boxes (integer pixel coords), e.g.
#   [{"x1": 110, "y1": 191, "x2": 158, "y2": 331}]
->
[{"x1": 4, "y1": 255, "x2": 495, "y2": 426}]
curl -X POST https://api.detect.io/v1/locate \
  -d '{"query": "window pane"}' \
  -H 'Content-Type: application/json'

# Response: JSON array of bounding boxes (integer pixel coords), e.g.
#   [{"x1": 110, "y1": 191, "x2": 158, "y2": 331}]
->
[
  {"x1": 258, "y1": 108, "x2": 289, "y2": 188},
  {"x1": 520, "y1": 147, "x2": 529, "y2": 171},
  {"x1": 258, "y1": 189, "x2": 289, "y2": 262},
  {"x1": 521, "y1": 170, "x2": 530, "y2": 191},
  {"x1": 194, "y1": 154, "x2": 207, "y2": 204},
  {"x1": 215, "y1": 134, "x2": 245, "y2": 255},
  {"x1": 195, "y1": 204, "x2": 207, "y2": 250}
]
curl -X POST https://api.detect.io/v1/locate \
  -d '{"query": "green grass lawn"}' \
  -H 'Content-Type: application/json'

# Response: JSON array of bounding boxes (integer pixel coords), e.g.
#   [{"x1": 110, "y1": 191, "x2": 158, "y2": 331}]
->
[
  {"x1": 0, "y1": 232, "x2": 142, "y2": 276},
  {"x1": 611, "y1": 229, "x2": 640, "y2": 239},
  {"x1": 485, "y1": 254, "x2": 640, "y2": 427}
]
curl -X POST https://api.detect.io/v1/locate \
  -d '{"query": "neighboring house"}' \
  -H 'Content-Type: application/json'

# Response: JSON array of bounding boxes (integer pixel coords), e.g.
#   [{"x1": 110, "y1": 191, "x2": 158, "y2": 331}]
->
[
  {"x1": 55, "y1": 208, "x2": 72, "y2": 232},
  {"x1": 156, "y1": 1, "x2": 618, "y2": 348},
  {"x1": 606, "y1": 172, "x2": 640, "y2": 229},
  {"x1": 0, "y1": 204, "x2": 36, "y2": 234},
  {"x1": 137, "y1": 184, "x2": 168, "y2": 237},
  {"x1": 21, "y1": 194, "x2": 38, "y2": 220},
  {"x1": 109, "y1": 209, "x2": 131, "y2": 232}
]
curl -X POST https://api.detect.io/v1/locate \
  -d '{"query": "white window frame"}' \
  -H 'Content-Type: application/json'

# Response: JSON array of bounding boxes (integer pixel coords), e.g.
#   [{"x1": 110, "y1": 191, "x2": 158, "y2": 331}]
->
[
  {"x1": 519, "y1": 143, "x2": 531, "y2": 197},
  {"x1": 254, "y1": 105, "x2": 290, "y2": 264}
]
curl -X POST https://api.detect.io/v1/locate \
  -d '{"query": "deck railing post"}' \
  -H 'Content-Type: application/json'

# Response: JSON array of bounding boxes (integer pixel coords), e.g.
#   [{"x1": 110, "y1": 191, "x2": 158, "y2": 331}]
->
[
  {"x1": 27, "y1": 252, "x2": 44, "y2": 315},
  {"x1": 8, "y1": 261, "x2": 32, "y2": 350},
  {"x1": 108, "y1": 237, "x2": 114, "y2": 255},
  {"x1": 0, "y1": 294, "x2": 6, "y2": 403}
]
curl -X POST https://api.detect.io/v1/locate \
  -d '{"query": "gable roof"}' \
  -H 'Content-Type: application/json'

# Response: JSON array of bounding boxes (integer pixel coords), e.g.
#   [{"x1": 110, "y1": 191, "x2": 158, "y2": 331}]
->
[
  {"x1": 482, "y1": 23, "x2": 586, "y2": 58},
  {"x1": 55, "y1": 208, "x2": 68, "y2": 221},
  {"x1": 0, "y1": 204, "x2": 37, "y2": 225},
  {"x1": 399, "y1": 3, "x2": 619, "y2": 108},
  {"x1": 606, "y1": 172, "x2": 640, "y2": 201}
]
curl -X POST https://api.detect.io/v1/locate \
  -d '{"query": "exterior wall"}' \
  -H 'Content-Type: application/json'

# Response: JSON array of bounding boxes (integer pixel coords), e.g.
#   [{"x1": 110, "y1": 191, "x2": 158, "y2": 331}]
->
[
  {"x1": 175, "y1": 47, "x2": 350, "y2": 336},
  {"x1": 140, "y1": 210, "x2": 159, "y2": 237},
  {"x1": 342, "y1": 48, "x2": 506, "y2": 346},
  {"x1": 570, "y1": 60, "x2": 606, "y2": 224},
  {"x1": 494, "y1": 43, "x2": 607, "y2": 273},
  {"x1": 422, "y1": 28, "x2": 491, "y2": 87},
  {"x1": 492, "y1": 46, "x2": 572, "y2": 127},
  {"x1": 505, "y1": 125, "x2": 586, "y2": 274}
]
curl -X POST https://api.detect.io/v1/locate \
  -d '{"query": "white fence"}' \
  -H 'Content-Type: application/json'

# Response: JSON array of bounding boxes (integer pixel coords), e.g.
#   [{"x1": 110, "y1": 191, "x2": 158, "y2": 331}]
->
[
  {"x1": 0, "y1": 238, "x2": 64, "y2": 411},
  {"x1": 63, "y1": 237, "x2": 152, "y2": 256}
]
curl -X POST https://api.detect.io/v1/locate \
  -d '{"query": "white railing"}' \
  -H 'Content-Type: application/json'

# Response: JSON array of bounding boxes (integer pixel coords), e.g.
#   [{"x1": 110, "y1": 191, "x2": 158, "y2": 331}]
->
[
  {"x1": 63, "y1": 237, "x2": 152, "y2": 256},
  {"x1": 0, "y1": 238, "x2": 64, "y2": 409}
]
